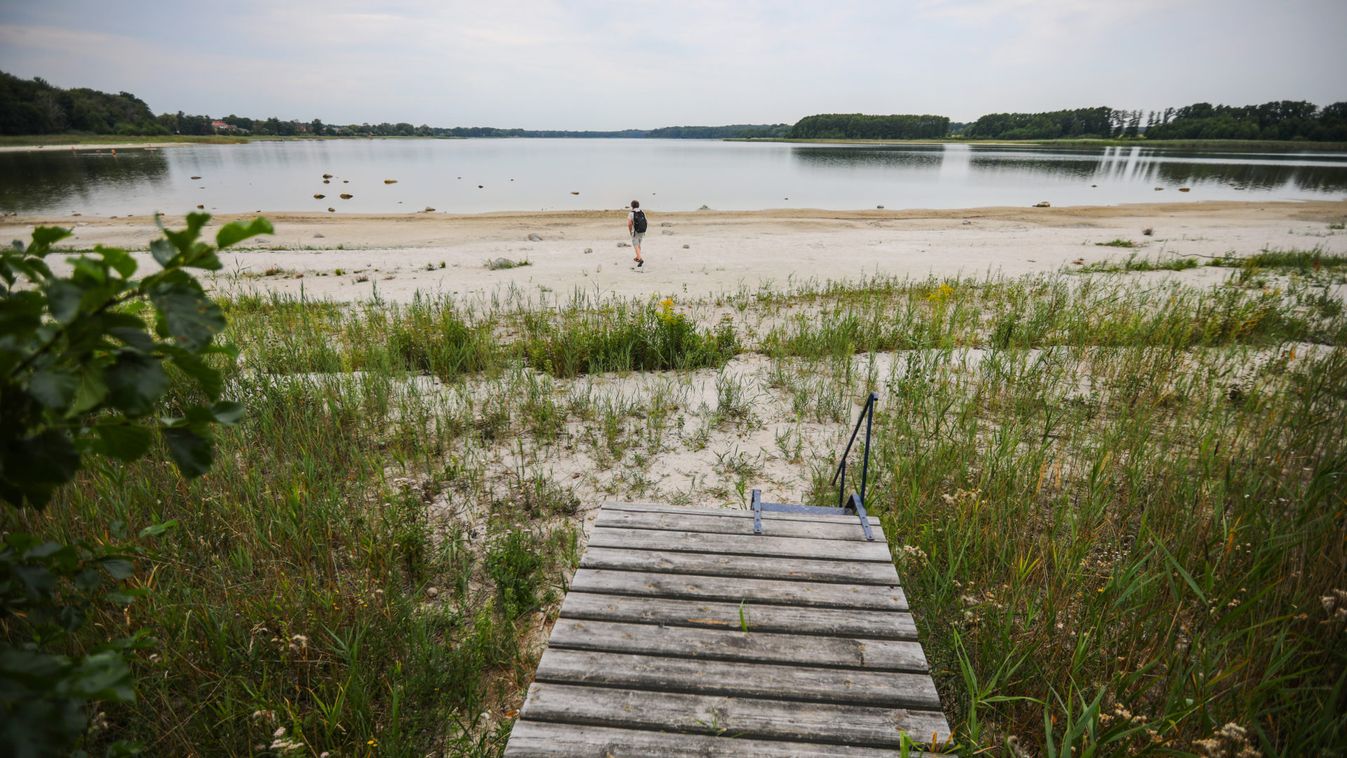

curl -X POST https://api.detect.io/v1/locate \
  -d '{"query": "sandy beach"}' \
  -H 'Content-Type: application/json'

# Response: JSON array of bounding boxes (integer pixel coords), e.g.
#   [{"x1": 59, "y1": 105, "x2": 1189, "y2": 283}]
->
[{"x1": 6, "y1": 200, "x2": 1345, "y2": 303}]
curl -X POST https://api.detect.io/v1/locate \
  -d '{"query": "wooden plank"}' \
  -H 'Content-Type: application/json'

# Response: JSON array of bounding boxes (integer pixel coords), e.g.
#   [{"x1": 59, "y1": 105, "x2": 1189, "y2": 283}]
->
[
  {"x1": 605, "y1": 501, "x2": 865, "y2": 524},
  {"x1": 582, "y1": 546, "x2": 901, "y2": 586},
  {"x1": 570, "y1": 568, "x2": 906, "y2": 611},
  {"x1": 598, "y1": 508, "x2": 885, "y2": 542},
  {"x1": 560, "y1": 592, "x2": 917, "y2": 639},
  {"x1": 505, "y1": 720, "x2": 946, "y2": 757},
  {"x1": 587, "y1": 526, "x2": 893, "y2": 563},
  {"x1": 535, "y1": 649, "x2": 942, "y2": 709},
  {"x1": 506, "y1": 721, "x2": 946, "y2": 757},
  {"x1": 518, "y1": 682, "x2": 952, "y2": 748},
  {"x1": 547, "y1": 618, "x2": 929, "y2": 672}
]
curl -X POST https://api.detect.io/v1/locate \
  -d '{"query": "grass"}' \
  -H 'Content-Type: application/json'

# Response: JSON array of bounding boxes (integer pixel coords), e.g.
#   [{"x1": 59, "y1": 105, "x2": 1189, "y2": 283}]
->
[
  {"x1": 6, "y1": 265, "x2": 1345, "y2": 755},
  {"x1": 1094, "y1": 238, "x2": 1140, "y2": 248},
  {"x1": 1075, "y1": 248, "x2": 1347, "y2": 284},
  {"x1": 484, "y1": 257, "x2": 530, "y2": 271}
]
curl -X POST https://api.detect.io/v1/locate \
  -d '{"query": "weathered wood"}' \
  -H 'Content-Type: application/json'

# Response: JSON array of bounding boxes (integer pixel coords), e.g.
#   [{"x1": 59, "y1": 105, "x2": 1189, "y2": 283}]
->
[
  {"x1": 605, "y1": 501, "x2": 864, "y2": 523},
  {"x1": 504, "y1": 502, "x2": 950, "y2": 756},
  {"x1": 504, "y1": 720, "x2": 946, "y2": 757},
  {"x1": 519, "y1": 683, "x2": 952, "y2": 748},
  {"x1": 598, "y1": 508, "x2": 885, "y2": 542},
  {"x1": 582, "y1": 546, "x2": 901, "y2": 586},
  {"x1": 536, "y1": 649, "x2": 942, "y2": 709},
  {"x1": 587, "y1": 526, "x2": 893, "y2": 563},
  {"x1": 546, "y1": 618, "x2": 929, "y2": 672},
  {"x1": 570, "y1": 568, "x2": 906, "y2": 611},
  {"x1": 560, "y1": 592, "x2": 917, "y2": 639}
]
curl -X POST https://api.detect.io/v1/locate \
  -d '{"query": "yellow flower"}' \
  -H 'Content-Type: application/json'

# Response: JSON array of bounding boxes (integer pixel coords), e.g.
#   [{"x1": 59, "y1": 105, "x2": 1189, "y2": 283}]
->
[
  {"x1": 367, "y1": 737, "x2": 379, "y2": 747},
  {"x1": 926, "y1": 283, "x2": 955, "y2": 303}
]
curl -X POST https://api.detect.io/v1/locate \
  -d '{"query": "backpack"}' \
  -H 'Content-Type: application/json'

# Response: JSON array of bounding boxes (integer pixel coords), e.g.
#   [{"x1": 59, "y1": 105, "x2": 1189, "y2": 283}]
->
[{"x1": 632, "y1": 209, "x2": 648, "y2": 233}]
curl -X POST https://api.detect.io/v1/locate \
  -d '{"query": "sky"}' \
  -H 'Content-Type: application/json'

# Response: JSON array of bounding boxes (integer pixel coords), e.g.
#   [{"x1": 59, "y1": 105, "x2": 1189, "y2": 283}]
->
[{"x1": 1, "y1": 0, "x2": 1344, "y2": 130}]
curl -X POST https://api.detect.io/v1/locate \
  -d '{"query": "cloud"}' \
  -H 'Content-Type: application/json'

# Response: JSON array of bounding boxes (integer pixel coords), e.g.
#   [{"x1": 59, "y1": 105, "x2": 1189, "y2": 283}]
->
[{"x1": 1, "y1": 1, "x2": 1344, "y2": 128}]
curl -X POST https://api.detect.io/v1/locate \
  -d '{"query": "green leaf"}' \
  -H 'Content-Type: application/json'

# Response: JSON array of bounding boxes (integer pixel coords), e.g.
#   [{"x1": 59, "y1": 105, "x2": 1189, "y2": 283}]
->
[
  {"x1": 215, "y1": 217, "x2": 274, "y2": 249},
  {"x1": 162, "y1": 213, "x2": 211, "y2": 257},
  {"x1": 163, "y1": 427, "x2": 213, "y2": 478},
  {"x1": 149, "y1": 238, "x2": 177, "y2": 267},
  {"x1": 28, "y1": 226, "x2": 73, "y2": 252},
  {"x1": 69, "y1": 367, "x2": 110, "y2": 415},
  {"x1": 46, "y1": 280, "x2": 83, "y2": 323},
  {"x1": 93, "y1": 424, "x2": 153, "y2": 462},
  {"x1": 69, "y1": 256, "x2": 107, "y2": 284},
  {"x1": 100, "y1": 558, "x2": 135, "y2": 580},
  {"x1": 104, "y1": 351, "x2": 169, "y2": 417},
  {"x1": 167, "y1": 349, "x2": 222, "y2": 398},
  {"x1": 108, "y1": 326, "x2": 155, "y2": 352},
  {"x1": 65, "y1": 650, "x2": 135, "y2": 702},
  {"x1": 29, "y1": 367, "x2": 79, "y2": 410},
  {"x1": 1, "y1": 430, "x2": 80, "y2": 507},
  {"x1": 97, "y1": 246, "x2": 138, "y2": 278},
  {"x1": 150, "y1": 278, "x2": 224, "y2": 351},
  {"x1": 138, "y1": 520, "x2": 178, "y2": 538},
  {"x1": 210, "y1": 400, "x2": 245, "y2": 425}
]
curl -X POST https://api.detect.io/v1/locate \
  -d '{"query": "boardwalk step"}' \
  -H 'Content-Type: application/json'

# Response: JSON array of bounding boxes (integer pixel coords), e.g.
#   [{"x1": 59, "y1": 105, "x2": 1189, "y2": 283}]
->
[
  {"x1": 535, "y1": 649, "x2": 941, "y2": 709},
  {"x1": 505, "y1": 503, "x2": 952, "y2": 755},
  {"x1": 570, "y1": 568, "x2": 906, "y2": 611},
  {"x1": 588, "y1": 526, "x2": 894, "y2": 562},
  {"x1": 561, "y1": 592, "x2": 918, "y2": 639},
  {"x1": 517, "y1": 682, "x2": 950, "y2": 749},
  {"x1": 581, "y1": 546, "x2": 901, "y2": 586},
  {"x1": 547, "y1": 618, "x2": 930, "y2": 672},
  {"x1": 506, "y1": 721, "x2": 946, "y2": 757},
  {"x1": 597, "y1": 508, "x2": 885, "y2": 541}
]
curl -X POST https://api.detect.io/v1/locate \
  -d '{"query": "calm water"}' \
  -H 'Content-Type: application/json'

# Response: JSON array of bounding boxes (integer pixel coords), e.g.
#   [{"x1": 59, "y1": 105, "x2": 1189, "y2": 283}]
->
[{"x1": 2, "y1": 139, "x2": 1346, "y2": 216}]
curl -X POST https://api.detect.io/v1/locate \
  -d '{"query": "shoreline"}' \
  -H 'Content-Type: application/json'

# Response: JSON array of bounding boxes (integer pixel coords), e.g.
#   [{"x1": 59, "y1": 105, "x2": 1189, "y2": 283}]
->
[
  {"x1": 4, "y1": 135, "x2": 1347, "y2": 153},
  {"x1": 6, "y1": 200, "x2": 1345, "y2": 304}
]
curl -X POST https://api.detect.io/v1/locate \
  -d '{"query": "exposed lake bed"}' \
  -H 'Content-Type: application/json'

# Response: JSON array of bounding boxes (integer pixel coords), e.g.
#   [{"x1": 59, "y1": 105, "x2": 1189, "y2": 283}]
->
[{"x1": 8, "y1": 199, "x2": 1345, "y2": 303}]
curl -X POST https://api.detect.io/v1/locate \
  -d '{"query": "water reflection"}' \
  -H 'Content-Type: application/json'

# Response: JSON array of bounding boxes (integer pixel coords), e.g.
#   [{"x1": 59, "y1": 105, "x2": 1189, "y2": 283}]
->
[
  {"x1": 0, "y1": 140, "x2": 1343, "y2": 215},
  {"x1": 0, "y1": 149, "x2": 170, "y2": 213},
  {"x1": 791, "y1": 145, "x2": 945, "y2": 172}
]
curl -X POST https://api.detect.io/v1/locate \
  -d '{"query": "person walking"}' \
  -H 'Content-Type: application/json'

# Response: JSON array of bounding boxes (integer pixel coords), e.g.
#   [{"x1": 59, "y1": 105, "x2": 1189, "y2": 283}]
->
[{"x1": 627, "y1": 200, "x2": 647, "y2": 267}]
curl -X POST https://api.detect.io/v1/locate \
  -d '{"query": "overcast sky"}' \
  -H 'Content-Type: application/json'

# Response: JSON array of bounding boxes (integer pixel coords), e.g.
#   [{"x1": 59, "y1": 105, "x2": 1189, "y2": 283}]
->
[{"x1": 1, "y1": 0, "x2": 1344, "y2": 130}]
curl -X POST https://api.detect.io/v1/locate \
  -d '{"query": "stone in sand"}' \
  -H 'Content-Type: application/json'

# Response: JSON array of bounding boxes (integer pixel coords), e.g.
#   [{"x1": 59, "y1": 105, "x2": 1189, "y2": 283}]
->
[
  {"x1": 584, "y1": 248, "x2": 593, "y2": 254},
  {"x1": 527, "y1": 233, "x2": 543, "y2": 241},
  {"x1": 340, "y1": 193, "x2": 353, "y2": 199},
  {"x1": 384, "y1": 179, "x2": 398, "y2": 184},
  {"x1": 660, "y1": 222, "x2": 672, "y2": 227},
  {"x1": 314, "y1": 194, "x2": 325, "y2": 199}
]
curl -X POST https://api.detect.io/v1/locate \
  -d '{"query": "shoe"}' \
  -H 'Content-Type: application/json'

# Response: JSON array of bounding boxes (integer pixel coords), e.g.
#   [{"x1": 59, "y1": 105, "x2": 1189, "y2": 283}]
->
[{"x1": 637, "y1": 259, "x2": 644, "y2": 267}]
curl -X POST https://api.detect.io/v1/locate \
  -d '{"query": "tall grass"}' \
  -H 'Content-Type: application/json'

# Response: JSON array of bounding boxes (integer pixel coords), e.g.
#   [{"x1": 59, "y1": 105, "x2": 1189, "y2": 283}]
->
[{"x1": 6, "y1": 269, "x2": 1344, "y2": 754}]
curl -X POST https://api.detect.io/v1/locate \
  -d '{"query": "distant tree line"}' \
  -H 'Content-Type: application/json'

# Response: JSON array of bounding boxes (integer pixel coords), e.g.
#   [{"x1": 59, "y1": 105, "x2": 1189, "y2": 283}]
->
[
  {"x1": 962, "y1": 107, "x2": 1116, "y2": 139},
  {"x1": 961, "y1": 102, "x2": 1347, "y2": 141},
  {"x1": 789, "y1": 113, "x2": 950, "y2": 140},
  {"x1": 1143, "y1": 101, "x2": 1347, "y2": 141},
  {"x1": 0, "y1": 71, "x2": 161, "y2": 135},
  {"x1": 6, "y1": 71, "x2": 1345, "y2": 142}
]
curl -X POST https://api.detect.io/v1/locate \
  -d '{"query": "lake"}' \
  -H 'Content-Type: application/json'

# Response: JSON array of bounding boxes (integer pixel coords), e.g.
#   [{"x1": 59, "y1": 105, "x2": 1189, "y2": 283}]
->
[{"x1": 2, "y1": 138, "x2": 1346, "y2": 216}]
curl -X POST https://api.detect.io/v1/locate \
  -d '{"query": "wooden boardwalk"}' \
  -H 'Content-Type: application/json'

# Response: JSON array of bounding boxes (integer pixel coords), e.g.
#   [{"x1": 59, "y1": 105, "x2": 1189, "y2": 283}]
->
[{"x1": 505, "y1": 502, "x2": 951, "y2": 756}]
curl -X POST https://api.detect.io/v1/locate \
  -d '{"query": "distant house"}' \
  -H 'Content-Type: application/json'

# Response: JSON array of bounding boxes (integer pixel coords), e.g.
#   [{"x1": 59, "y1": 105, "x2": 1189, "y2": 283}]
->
[{"x1": 211, "y1": 120, "x2": 241, "y2": 134}]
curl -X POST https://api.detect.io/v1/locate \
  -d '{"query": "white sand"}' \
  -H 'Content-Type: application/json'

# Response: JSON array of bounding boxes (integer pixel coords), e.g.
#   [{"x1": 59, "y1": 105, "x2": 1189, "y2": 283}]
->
[{"x1": 6, "y1": 200, "x2": 1345, "y2": 303}]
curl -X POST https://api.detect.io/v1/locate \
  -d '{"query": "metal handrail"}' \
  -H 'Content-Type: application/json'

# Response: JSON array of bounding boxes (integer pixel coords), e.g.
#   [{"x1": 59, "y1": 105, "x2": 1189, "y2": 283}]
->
[{"x1": 830, "y1": 392, "x2": 878, "y2": 511}]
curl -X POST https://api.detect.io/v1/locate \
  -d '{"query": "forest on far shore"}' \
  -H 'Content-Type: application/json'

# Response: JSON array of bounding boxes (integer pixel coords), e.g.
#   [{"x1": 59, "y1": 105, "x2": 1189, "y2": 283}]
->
[{"x1": 2, "y1": 70, "x2": 1344, "y2": 143}]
